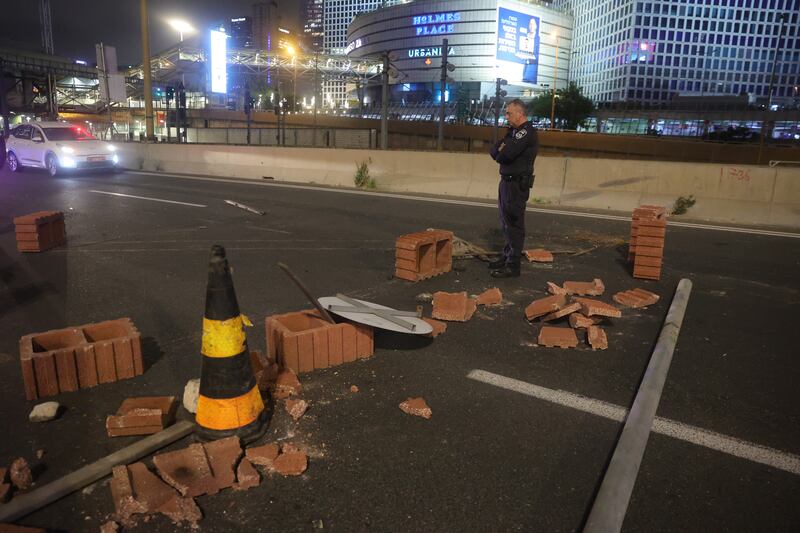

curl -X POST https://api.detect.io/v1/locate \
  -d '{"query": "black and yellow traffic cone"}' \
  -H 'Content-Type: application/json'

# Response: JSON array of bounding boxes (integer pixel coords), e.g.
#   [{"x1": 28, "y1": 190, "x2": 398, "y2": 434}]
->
[{"x1": 196, "y1": 245, "x2": 267, "y2": 443}]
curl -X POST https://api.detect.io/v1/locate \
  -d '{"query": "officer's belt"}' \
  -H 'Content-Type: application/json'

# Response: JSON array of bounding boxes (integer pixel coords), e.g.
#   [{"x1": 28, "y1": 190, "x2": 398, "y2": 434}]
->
[{"x1": 500, "y1": 173, "x2": 532, "y2": 182}]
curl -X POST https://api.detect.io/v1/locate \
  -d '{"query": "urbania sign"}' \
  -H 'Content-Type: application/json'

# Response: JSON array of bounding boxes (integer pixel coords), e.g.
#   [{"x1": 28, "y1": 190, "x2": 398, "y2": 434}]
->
[
  {"x1": 412, "y1": 12, "x2": 461, "y2": 36},
  {"x1": 407, "y1": 46, "x2": 457, "y2": 58}
]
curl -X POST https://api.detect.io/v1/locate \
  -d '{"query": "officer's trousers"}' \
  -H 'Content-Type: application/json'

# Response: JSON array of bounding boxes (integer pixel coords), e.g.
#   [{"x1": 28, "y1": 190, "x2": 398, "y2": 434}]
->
[{"x1": 498, "y1": 179, "x2": 530, "y2": 266}]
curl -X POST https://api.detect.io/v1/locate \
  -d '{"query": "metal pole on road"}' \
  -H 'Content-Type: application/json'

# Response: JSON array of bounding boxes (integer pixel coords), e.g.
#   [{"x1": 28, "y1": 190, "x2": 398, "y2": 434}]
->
[
  {"x1": 381, "y1": 53, "x2": 389, "y2": 150},
  {"x1": 140, "y1": 0, "x2": 155, "y2": 141},
  {"x1": 437, "y1": 38, "x2": 448, "y2": 152},
  {"x1": 583, "y1": 278, "x2": 693, "y2": 533}
]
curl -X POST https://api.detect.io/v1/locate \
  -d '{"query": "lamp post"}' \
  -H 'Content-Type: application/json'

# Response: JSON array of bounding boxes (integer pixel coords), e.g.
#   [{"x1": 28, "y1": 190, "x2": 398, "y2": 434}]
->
[
  {"x1": 168, "y1": 19, "x2": 194, "y2": 43},
  {"x1": 550, "y1": 31, "x2": 560, "y2": 129},
  {"x1": 287, "y1": 45, "x2": 298, "y2": 113}
]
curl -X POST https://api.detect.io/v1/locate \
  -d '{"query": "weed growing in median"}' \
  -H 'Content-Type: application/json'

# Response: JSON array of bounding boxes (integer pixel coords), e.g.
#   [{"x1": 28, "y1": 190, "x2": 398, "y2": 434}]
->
[
  {"x1": 354, "y1": 158, "x2": 373, "y2": 189},
  {"x1": 671, "y1": 195, "x2": 696, "y2": 215}
]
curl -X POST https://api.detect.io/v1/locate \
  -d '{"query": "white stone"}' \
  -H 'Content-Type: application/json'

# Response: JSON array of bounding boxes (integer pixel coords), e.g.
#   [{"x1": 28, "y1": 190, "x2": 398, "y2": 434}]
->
[
  {"x1": 29, "y1": 401, "x2": 60, "y2": 422},
  {"x1": 183, "y1": 378, "x2": 200, "y2": 414}
]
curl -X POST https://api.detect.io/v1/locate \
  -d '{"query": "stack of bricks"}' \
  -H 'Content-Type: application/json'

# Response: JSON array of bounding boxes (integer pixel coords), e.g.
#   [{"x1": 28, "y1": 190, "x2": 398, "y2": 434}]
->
[
  {"x1": 13, "y1": 211, "x2": 66, "y2": 253},
  {"x1": 265, "y1": 310, "x2": 373, "y2": 376},
  {"x1": 19, "y1": 318, "x2": 143, "y2": 400},
  {"x1": 629, "y1": 205, "x2": 667, "y2": 281},
  {"x1": 394, "y1": 229, "x2": 453, "y2": 282}
]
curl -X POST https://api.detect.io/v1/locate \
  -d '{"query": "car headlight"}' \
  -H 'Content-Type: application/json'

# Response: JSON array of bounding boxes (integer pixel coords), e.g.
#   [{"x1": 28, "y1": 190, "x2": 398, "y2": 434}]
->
[
  {"x1": 106, "y1": 144, "x2": 116, "y2": 152},
  {"x1": 112, "y1": 154, "x2": 119, "y2": 164},
  {"x1": 60, "y1": 146, "x2": 75, "y2": 154},
  {"x1": 60, "y1": 156, "x2": 77, "y2": 168}
]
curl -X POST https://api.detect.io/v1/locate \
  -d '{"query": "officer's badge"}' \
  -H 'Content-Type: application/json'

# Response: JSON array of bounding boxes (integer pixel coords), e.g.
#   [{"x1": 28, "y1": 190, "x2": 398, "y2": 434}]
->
[{"x1": 515, "y1": 129, "x2": 528, "y2": 140}]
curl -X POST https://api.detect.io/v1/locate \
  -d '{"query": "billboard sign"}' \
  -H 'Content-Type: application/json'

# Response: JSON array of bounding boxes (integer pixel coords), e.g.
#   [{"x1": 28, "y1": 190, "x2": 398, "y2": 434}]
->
[
  {"x1": 210, "y1": 30, "x2": 228, "y2": 94},
  {"x1": 496, "y1": 2, "x2": 540, "y2": 85}
]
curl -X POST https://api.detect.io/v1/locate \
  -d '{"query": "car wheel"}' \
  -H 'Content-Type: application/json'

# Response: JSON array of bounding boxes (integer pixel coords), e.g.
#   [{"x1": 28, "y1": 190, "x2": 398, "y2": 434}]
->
[
  {"x1": 7, "y1": 152, "x2": 21, "y2": 172},
  {"x1": 46, "y1": 153, "x2": 59, "y2": 177}
]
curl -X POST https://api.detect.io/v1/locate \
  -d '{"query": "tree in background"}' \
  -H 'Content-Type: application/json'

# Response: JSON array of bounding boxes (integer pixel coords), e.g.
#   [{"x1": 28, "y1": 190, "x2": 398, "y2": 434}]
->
[{"x1": 528, "y1": 82, "x2": 594, "y2": 130}]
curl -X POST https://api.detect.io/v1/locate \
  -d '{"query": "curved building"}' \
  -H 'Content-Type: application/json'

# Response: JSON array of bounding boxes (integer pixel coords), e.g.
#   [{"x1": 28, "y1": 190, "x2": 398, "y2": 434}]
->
[{"x1": 346, "y1": 0, "x2": 573, "y2": 102}]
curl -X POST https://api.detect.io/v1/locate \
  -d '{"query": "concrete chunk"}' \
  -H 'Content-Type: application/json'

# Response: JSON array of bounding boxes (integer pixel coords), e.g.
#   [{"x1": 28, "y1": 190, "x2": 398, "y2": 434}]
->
[
  {"x1": 28, "y1": 401, "x2": 60, "y2": 422},
  {"x1": 286, "y1": 399, "x2": 309, "y2": 421},
  {"x1": 182, "y1": 379, "x2": 200, "y2": 414},
  {"x1": 9, "y1": 458, "x2": 32, "y2": 491}
]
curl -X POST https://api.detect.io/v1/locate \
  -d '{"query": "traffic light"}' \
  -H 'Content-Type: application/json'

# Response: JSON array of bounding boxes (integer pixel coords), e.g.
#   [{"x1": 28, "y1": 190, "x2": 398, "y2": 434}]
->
[
  {"x1": 495, "y1": 78, "x2": 508, "y2": 99},
  {"x1": 165, "y1": 85, "x2": 175, "y2": 101},
  {"x1": 493, "y1": 78, "x2": 509, "y2": 143}
]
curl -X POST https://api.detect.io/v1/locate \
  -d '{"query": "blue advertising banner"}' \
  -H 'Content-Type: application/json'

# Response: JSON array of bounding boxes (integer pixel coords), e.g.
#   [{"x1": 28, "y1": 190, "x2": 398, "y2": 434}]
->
[{"x1": 496, "y1": 6, "x2": 540, "y2": 84}]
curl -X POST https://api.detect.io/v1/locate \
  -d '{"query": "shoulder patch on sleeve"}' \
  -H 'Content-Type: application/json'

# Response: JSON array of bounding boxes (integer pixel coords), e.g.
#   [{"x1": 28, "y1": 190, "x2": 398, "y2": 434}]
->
[{"x1": 515, "y1": 129, "x2": 528, "y2": 140}]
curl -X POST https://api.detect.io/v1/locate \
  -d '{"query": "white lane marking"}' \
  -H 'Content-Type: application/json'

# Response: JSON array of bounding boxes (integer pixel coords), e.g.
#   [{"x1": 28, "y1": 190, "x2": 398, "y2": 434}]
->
[
  {"x1": 126, "y1": 171, "x2": 800, "y2": 239},
  {"x1": 89, "y1": 189, "x2": 207, "y2": 208},
  {"x1": 467, "y1": 369, "x2": 800, "y2": 476}
]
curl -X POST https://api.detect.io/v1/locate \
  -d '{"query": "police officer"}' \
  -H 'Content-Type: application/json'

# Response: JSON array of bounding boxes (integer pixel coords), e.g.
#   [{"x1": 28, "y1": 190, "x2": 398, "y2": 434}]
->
[{"x1": 489, "y1": 99, "x2": 538, "y2": 278}]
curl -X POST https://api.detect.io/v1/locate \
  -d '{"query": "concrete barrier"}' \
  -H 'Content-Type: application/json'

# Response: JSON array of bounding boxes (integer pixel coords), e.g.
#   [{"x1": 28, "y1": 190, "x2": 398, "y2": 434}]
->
[{"x1": 118, "y1": 143, "x2": 800, "y2": 229}]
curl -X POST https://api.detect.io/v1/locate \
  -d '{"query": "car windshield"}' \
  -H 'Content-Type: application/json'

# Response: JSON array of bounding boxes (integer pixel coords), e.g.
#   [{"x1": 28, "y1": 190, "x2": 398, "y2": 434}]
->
[{"x1": 43, "y1": 127, "x2": 96, "y2": 141}]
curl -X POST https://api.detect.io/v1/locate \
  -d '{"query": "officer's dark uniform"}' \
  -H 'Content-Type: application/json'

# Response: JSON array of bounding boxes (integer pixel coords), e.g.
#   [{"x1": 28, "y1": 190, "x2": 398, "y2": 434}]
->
[{"x1": 490, "y1": 121, "x2": 538, "y2": 273}]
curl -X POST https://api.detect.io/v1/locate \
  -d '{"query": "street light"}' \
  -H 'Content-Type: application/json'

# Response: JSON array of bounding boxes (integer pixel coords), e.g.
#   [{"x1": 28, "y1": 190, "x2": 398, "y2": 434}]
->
[
  {"x1": 168, "y1": 19, "x2": 195, "y2": 43},
  {"x1": 550, "y1": 31, "x2": 560, "y2": 129}
]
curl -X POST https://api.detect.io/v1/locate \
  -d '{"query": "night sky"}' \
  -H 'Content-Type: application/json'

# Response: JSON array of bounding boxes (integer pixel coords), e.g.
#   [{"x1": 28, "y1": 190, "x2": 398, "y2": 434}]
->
[{"x1": 0, "y1": 0, "x2": 302, "y2": 66}]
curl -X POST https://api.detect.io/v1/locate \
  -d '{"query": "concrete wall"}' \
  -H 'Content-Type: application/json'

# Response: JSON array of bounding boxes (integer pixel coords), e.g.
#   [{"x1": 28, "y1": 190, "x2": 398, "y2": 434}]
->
[{"x1": 118, "y1": 143, "x2": 800, "y2": 229}]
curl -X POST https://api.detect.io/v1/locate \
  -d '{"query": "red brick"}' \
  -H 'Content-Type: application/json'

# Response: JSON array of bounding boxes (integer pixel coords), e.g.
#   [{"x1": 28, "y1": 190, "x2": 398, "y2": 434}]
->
[
  {"x1": 475, "y1": 288, "x2": 502, "y2": 306},
  {"x1": 587, "y1": 326, "x2": 609, "y2": 350},
  {"x1": 107, "y1": 425, "x2": 165, "y2": 437},
  {"x1": 637, "y1": 218, "x2": 667, "y2": 228},
  {"x1": 296, "y1": 331, "x2": 315, "y2": 373},
  {"x1": 399, "y1": 397, "x2": 432, "y2": 419},
  {"x1": 110, "y1": 465, "x2": 147, "y2": 521},
  {"x1": 637, "y1": 225, "x2": 666, "y2": 237},
  {"x1": 547, "y1": 282, "x2": 568, "y2": 295},
  {"x1": 633, "y1": 266, "x2": 662, "y2": 280},
  {"x1": 395, "y1": 268, "x2": 419, "y2": 281},
  {"x1": 266, "y1": 319, "x2": 279, "y2": 363},
  {"x1": 33, "y1": 353, "x2": 59, "y2": 397},
  {"x1": 273, "y1": 450, "x2": 308, "y2": 476},
  {"x1": 395, "y1": 257, "x2": 418, "y2": 272},
  {"x1": 327, "y1": 325, "x2": 344, "y2": 366},
  {"x1": 538, "y1": 326, "x2": 579, "y2": 348},
  {"x1": 574, "y1": 297, "x2": 622, "y2": 318},
  {"x1": 106, "y1": 396, "x2": 176, "y2": 437},
  {"x1": 285, "y1": 399, "x2": 309, "y2": 421},
  {"x1": 155, "y1": 495, "x2": 202, "y2": 528},
  {"x1": 613, "y1": 288, "x2": 660, "y2": 308},
  {"x1": 112, "y1": 338, "x2": 135, "y2": 380},
  {"x1": 432, "y1": 291, "x2": 475, "y2": 322},
  {"x1": 630, "y1": 288, "x2": 660, "y2": 302},
  {"x1": 542, "y1": 302, "x2": 582, "y2": 321},
  {"x1": 20, "y1": 353, "x2": 38, "y2": 401},
  {"x1": 634, "y1": 255, "x2": 663, "y2": 267},
  {"x1": 311, "y1": 328, "x2": 329, "y2": 369},
  {"x1": 422, "y1": 317, "x2": 447, "y2": 337},
  {"x1": 245, "y1": 443, "x2": 280, "y2": 470},
  {"x1": 395, "y1": 248, "x2": 418, "y2": 261},
  {"x1": 203, "y1": 436, "x2": 243, "y2": 494},
  {"x1": 355, "y1": 324, "x2": 374, "y2": 358},
  {"x1": 563, "y1": 279, "x2": 605, "y2": 296},
  {"x1": 524, "y1": 248, "x2": 554, "y2": 262},
  {"x1": 281, "y1": 335, "x2": 300, "y2": 373},
  {"x1": 635, "y1": 236, "x2": 665, "y2": 248},
  {"x1": 342, "y1": 325, "x2": 358, "y2": 363},
  {"x1": 568, "y1": 313, "x2": 601, "y2": 329},
  {"x1": 152, "y1": 443, "x2": 215, "y2": 498},
  {"x1": 525, "y1": 294, "x2": 568, "y2": 321},
  {"x1": 274, "y1": 368, "x2": 302, "y2": 397},
  {"x1": 127, "y1": 462, "x2": 179, "y2": 512},
  {"x1": 634, "y1": 245, "x2": 664, "y2": 258},
  {"x1": 95, "y1": 342, "x2": 118, "y2": 384},
  {"x1": 233, "y1": 458, "x2": 260, "y2": 491},
  {"x1": 75, "y1": 345, "x2": 99, "y2": 388}
]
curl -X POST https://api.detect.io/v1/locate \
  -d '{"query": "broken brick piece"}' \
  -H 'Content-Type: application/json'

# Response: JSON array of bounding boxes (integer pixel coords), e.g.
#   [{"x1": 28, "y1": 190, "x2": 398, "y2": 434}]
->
[
  {"x1": 613, "y1": 288, "x2": 660, "y2": 308},
  {"x1": 587, "y1": 326, "x2": 609, "y2": 350},
  {"x1": 432, "y1": 291, "x2": 476, "y2": 322},
  {"x1": 9, "y1": 458, "x2": 32, "y2": 491},
  {"x1": 475, "y1": 288, "x2": 503, "y2": 306},
  {"x1": 399, "y1": 397, "x2": 432, "y2": 419},
  {"x1": 274, "y1": 368, "x2": 303, "y2": 397},
  {"x1": 538, "y1": 326, "x2": 579, "y2": 348},
  {"x1": 100, "y1": 521, "x2": 120, "y2": 533},
  {"x1": 573, "y1": 297, "x2": 622, "y2": 318},
  {"x1": 563, "y1": 279, "x2": 605, "y2": 296},
  {"x1": 524, "y1": 294, "x2": 568, "y2": 321},
  {"x1": 156, "y1": 495, "x2": 203, "y2": 528},
  {"x1": 152, "y1": 443, "x2": 215, "y2": 498},
  {"x1": 234, "y1": 458, "x2": 260, "y2": 491},
  {"x1": 350, "y1": 385, "x2": 359, "y2": 393},
  {"x1": 542, "y1": 302, "x2": 582, "y2": 322},
  {"x1": 568, "y1": 313, "x2": 601, "y2": 329},
  {"x1": 524, "y1": 249, "x2": 554, "y2": 262},
  {"x1": 245, "y1": 443, "x2": 280, "y2": 470},
  {"x1": 422, "y1": 317, "x2": 447, "y2": 338},
  {"x1": 110, "y1": 465, "x2": 147, "y2": 523},
  {"x1": 546, "y1": 282, "x2": 568, "y2": 295},
  {"x1": 106, "y1": 396, "x2": 176, "y2": 437},
  {"x1": 203, "y1": 436, "x2": 243, "y2": 494},
  {"x1": 128, "y1": 462, "x2": 179, "y2": 512},
  {"x1": 286, "y1": 399, "x2": 309, "y2": 421},
  {"x1": 273, "y1": 450, "x2": 308, "y2": 477}
]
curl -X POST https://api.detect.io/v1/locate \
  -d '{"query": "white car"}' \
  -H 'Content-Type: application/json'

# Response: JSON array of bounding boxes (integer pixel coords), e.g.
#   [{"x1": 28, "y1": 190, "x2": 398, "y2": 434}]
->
[{"x1": 5, "y1": 121, "x2": 119, "y2": 176}]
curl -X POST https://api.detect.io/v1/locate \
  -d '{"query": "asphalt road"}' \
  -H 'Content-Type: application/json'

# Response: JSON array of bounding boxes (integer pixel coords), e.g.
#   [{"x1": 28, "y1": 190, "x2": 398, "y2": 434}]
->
[{"x1": 0, "y1": 165, "x2": 798, "y2": 532}]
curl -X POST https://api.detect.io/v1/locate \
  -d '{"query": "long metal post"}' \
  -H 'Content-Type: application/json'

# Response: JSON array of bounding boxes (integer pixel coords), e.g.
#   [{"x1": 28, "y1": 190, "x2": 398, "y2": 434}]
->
[
  {"x1": 0, "y1": 60, "x2": 9, "y2": 138},
  {"x1": 550, "y1": 33, "x2": 559, "y2": 129},
  {"x1": 99, "y1": 43, "x2": 115, "y2": 140},
  {"x1": 438, "y1": 38, "x2": 448, "y2": 152},
  {"x1": 584, "y1": 279, "x2": 693, "y2": 533},
  {"x1": 758, "y1": 13, "x2": 787, "y2": 165},
  {"x1": 140, "y1": 0, "x2": 155, "y2": 141},
  {"x1": 493, "y1": 79, "x2": 501, "y2": 144},
  {"x1": 381, "y1": 54, "x2": 389, "y2": 150}
]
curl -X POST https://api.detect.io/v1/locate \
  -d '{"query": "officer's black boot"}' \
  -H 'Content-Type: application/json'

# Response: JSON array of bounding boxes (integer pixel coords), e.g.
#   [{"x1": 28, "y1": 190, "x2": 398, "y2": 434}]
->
[
  {"x1": 488, "y1": 257, "x2": 506, "y2": 269},
  {"x1": 490, "y1": 264, "x2": 520, "y2": 278}
]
